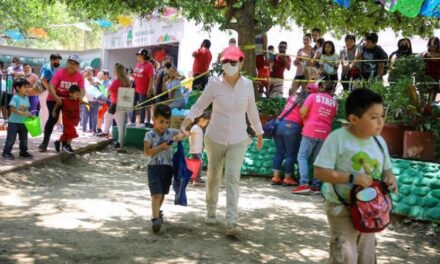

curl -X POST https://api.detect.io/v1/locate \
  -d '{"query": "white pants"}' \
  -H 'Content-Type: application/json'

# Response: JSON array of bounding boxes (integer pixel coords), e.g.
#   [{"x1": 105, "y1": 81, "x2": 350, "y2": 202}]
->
[
  {"x1": 103, "y1": 110, "x2": 126, "y2": 145},
  {"x1": 38, "y1": 90, "x2": 49, "y2": 130},
  {"x1": 204, "y1": 136, "x2": 251, "y2": 225}
]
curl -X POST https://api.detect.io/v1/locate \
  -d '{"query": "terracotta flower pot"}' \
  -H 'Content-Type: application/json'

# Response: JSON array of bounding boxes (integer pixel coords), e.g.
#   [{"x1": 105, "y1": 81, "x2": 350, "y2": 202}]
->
[
  {"x1": 403, "y1": 131, "x2": 436, "y2": 161},
  {"x1": 380, "y1": 124, "x2": 406, "y2": 157}
]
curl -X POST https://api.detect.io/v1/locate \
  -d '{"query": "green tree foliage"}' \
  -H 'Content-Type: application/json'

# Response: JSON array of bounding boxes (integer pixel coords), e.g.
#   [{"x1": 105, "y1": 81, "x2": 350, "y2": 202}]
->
[{"x1": 1, "y1": 0, "x2": 104, "y2": 50}]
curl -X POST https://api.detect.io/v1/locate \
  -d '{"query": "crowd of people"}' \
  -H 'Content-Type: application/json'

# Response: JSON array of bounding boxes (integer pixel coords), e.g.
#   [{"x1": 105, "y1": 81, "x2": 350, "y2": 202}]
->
[
  {"x1": 258, "y1": 29, "x2": 440, "y2": 97},
  {"x1": 0, "y1": 30, "x2": 438, "y2": 263}
]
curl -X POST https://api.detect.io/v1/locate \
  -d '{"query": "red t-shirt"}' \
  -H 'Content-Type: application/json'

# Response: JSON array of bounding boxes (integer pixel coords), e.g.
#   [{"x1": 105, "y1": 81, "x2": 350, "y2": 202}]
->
[
  {"x1": 133, "y1": 62, "x2": 154, "y2": 95},
  {"x1": 61, "y1": 97, "x2": 80, "y2": 125},
  {"x1": 48, "y1": 68, "x2": 85, "y2": 101},
  {"x1": 107, "y1": 79, "x2": 128, "y2": 104},
  {"x1": 192, "y1": 47, "x2": 212, "y2": 74},
  {"x1": 278, "y1": 96, "x2": 303, "y2": 126},
  {"x1": 270, "y1": 55, "x2": 291, "y2": 79}
]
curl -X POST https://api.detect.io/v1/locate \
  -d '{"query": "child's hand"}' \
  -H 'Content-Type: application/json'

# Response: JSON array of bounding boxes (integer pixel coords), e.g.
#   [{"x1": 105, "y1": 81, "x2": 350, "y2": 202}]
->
[
  {"x1": 353, "y1": 173, "x2": 373, "y2": 188},
  {"x1": 383, "y1": 172, "x2": 398, "y2": 194},
  {"x1": 26, "y1": 113, "x2": 33, "y2": 118},
  {"x1": 159, "y1": 142, "x2": 171, "y2": 151},
  {"x1": 173, "y1": 133, "x2": 185, "y2": 142}
]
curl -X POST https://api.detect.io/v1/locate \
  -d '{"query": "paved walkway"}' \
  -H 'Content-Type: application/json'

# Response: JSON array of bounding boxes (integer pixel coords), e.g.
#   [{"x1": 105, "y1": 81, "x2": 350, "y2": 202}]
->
[{"x1": 0, "y1": 128, "x2": 111, "y2": 175}]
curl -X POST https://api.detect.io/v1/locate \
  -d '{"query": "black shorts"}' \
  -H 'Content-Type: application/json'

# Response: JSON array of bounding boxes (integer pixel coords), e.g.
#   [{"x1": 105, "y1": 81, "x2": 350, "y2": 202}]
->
[
  {"x1": 294, "y1": 75, "x2": 305, "y2": 80},
  {"x1": 192, "y1": 74, "x2": 209, "y2": 91},
  {"x1": 0, "y1": 92, "x2": 12, "y2": 109},
  {"x1": 148, "y1": 165, "x2": 173, "y2": 195}
]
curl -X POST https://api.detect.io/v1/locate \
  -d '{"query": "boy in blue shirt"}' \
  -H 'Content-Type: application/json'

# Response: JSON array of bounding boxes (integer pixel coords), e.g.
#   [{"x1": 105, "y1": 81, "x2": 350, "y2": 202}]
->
[
  {"x1": 314, "y1": 89, "x2": 398, "y2": 264},
  {"x1": 2, "y1": 78, "x2": 33, "y2": 160},
  {"x1": 144, "y1": 104, "x2": 184, "y2": 234}
]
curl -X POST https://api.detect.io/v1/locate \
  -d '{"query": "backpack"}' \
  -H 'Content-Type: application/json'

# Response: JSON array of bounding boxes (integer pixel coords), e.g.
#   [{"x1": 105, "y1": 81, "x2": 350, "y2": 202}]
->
[{"x1": 333, "y1": 137, "x2": 393, "y2": 233}]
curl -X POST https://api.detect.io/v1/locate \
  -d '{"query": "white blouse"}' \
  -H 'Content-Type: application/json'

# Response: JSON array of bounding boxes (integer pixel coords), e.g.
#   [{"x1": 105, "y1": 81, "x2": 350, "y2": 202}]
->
[{"x1": 186, "y1": 75, "x2": 263, "y2": 145}]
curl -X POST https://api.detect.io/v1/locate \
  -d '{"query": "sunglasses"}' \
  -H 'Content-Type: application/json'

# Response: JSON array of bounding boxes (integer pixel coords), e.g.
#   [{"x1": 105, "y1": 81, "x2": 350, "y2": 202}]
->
[{"x1": 221, "y1": 60, "x2": 238, "y2": 66}]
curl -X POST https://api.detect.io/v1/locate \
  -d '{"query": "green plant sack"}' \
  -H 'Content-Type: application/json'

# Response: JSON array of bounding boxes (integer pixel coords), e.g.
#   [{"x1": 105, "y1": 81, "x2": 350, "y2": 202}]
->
[
  {"x1": 413, "y1": 187, "x2": 430, "y2": 197},
  {"x1": 429, "y1": 179, "x2": 440, "y2": 189},
  {"x1": 409, "y1": 206, "x2": 424, "y2": 218},
  {"x1": 398, "y1": 185, "x2": 412, "y2": 195},
  {"x1": 421, "y1": 195, "x2": 439, "y2": 208},
  {"x1": 431, "y1": 189, "x2": 440, "y2": 200},
  {"x1": 401, "y1": 194, "x2": 419, "y2": 206},
  {"x1": 393, "y1": 203, "x2": 411, "y2": 215},
  {"x1": 426, "y1": 208, "x2": 440, "y2": 221}
]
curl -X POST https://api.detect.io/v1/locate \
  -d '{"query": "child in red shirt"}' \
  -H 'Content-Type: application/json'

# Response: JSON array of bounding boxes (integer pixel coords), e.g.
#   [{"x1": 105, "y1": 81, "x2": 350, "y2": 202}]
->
[{"x1": 52, "y1": 85, "x2": 84, "y2": 154}]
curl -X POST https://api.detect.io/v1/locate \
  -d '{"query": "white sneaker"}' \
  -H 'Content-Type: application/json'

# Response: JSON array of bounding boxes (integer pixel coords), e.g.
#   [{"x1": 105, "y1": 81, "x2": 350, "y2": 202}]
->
[
  {"x1": 226, "y1": 224, "x2": 242, "y2": 237},
  {"x1": 204, "y1": 215, "x2": 218, "y2": 225},
  {"x1": 138, "y1": 123, "x2": 146, "y2": 128},
  {"x1": 126, "y1": 123, "x2": 136, "y2": 127}
]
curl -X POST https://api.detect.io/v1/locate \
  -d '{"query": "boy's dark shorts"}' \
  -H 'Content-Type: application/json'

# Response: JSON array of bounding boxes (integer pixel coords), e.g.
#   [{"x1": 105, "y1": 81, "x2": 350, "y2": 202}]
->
[{"x1": 148, "y1": 165, "x2": 173, "y2": 195}]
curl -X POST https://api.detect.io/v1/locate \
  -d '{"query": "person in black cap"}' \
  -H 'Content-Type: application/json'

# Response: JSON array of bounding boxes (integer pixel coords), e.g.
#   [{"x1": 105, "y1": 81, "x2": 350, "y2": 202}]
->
[{"x1": 130, "y1": 48, "x2": 154, "y2": 128}]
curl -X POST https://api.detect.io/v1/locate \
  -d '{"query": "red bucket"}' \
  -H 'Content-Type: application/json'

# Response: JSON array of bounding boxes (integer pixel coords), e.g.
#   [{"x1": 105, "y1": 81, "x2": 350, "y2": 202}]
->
[{"x1": 185, "y1": 158, "x2": 202, "y2": 181}]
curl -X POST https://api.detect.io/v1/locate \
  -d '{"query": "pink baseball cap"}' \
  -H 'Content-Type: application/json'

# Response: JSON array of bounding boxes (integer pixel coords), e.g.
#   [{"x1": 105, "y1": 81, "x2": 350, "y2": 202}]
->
[
  {"x1": 306, "y1": 83, "x2": 320, "y2": 93},
  {"x1": 220, "y1": 46, "x2": 245, "y2": 61}
]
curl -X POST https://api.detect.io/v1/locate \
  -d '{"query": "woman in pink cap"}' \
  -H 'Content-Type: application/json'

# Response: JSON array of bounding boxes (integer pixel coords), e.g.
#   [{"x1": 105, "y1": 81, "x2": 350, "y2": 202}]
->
[{"x1": 181, "y1": 46, "x2": 264, "y2": 237}]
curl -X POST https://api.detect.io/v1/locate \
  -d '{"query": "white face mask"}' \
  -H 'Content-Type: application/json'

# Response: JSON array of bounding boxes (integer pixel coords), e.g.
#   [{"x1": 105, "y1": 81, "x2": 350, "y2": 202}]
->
[{"x1": 222, "y1": 62, "x2": 239, "y2": 76}]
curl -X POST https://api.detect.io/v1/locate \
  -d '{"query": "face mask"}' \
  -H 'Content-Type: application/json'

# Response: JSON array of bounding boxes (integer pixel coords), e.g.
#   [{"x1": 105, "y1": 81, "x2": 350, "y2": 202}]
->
[
  {"x1": 53, "y1": 63, "x2": 60, "y2": 68},
  {"x1": 222, "y1": 63, "x2": 239, "y2": 76},
  {"x1": 399, "y1": 44, "x2": 409, "y2": 51},
  {"x1": 165, "y1": 62, "x2": 172, "y2": 69},
  {"x1": 11, "y1": 63, "x2": 17, "y2": 68}
]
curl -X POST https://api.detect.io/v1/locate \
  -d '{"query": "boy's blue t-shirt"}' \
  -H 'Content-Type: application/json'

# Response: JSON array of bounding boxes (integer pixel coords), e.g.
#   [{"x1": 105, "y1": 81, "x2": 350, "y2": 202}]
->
[
  {"x1": 9, "y1": 94, "x2": 30, "y2": 124},
  {"x1": 144, "y1": 128, "x2": 180, "y2": 166},
  {"x1": 314, "y1": 127, "x2": 392, "y2": 204}
]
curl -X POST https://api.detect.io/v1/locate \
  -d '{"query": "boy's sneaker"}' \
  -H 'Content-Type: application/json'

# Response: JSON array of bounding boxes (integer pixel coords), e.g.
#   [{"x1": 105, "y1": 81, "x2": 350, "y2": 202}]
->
[
  {"x1": 205, "y1": 214, "x2": 218, "y2": 225},
  {"x1": 113, "y1": 142, "x2": 121, "y2": 149},
  {"x1": 2, "y1": 153, "x2": 15, "y2": 160},
  {"x1": 310, "y1": 186, "x2": 321, "y2": 194},
  {"x1": 138, "y1": 123, "x2": 146, "y2": 128},
  {"x1": 292, "y1": 185, "x2": 311, "y2": 194},
  {"x1": 151, "y1": 218, "x2": 162, "y2": 234},
  {"x1": 226, "y1": 224, "x2": 242, "y2": 237},
  {"x1": 62, "y1": 145, "x2": 75, "y2": 154},
  {"x1": 19, "y1": 152, "x2": 33, "y2": 160},
  {"x1": 54, "y1": 141, "x2": 61, "y2": 153}
]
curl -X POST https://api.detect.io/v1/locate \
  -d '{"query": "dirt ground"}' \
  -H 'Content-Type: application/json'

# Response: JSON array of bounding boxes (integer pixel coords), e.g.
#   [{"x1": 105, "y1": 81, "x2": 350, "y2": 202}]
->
[{"x1": 0, "y1": 147, "x2": 439, "y2": 264}]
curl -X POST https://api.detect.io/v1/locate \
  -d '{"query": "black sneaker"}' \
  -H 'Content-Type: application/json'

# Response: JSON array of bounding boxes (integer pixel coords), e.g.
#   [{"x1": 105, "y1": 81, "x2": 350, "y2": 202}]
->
[
  {"x1": 96, "y1": 132, "x2": 109, "y2": 137},
  {"x1": 19, "y1": 152, "x2": 33, "y2": 159},
  {"x1": 2, "y1": 153, "x2": 15, "y2": 160},
  {"x1": 151, "y1": 218, "x2": 162, "y2": 234},
  {"x1": 54, "y1": 141, "x2": 61, "y2": 153},
  {"x1": 38, "y1": 143, "x2": 47, "y2": 152},
  {"x1": 146, "y1": 123, "x2": 153, "y2": 128},
  {"x1": 113, "y1": 142, "x2": 120, "y2": 149},
  {"x1": 62, "y1": 145, "x2": 75, "y2": 154},
  {"x1": 97, "y1": 128, "x2": 102, "y2": 134}
]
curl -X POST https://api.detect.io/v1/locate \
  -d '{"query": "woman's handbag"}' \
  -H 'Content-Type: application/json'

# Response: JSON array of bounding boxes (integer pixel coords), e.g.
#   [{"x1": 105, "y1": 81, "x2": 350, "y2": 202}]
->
[{"x1": 263, "y1": 101, "x2": 298, "y2": 138}]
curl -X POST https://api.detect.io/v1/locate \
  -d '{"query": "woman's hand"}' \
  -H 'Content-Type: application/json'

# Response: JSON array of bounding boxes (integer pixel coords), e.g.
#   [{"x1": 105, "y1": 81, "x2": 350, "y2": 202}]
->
[
  {"x1": 180, "y1": 118, "x2": 192, "y2": 137},
  {"x1": 256, "y1": 135, "x2": 264, "y2": 150}
]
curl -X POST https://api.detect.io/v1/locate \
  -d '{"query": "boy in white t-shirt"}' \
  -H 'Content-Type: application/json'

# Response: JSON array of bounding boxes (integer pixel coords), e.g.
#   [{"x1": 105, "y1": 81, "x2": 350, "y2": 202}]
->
[
  {"x1": 189, "y1": 112, "x2": 210, "y2": 185},
  {"x1": 314, "y1": 88, "x2": 397, "y2": 263}
]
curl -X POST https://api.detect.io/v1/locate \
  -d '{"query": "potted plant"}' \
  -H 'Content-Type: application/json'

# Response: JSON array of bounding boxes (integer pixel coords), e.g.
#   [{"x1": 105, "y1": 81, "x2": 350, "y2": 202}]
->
[
  {"x1": 369, "y1": 79, "x2": 412, "y2": 157},
  {"x1": 389, "y1": 57, "x2": 440, "y2": 161},
  {"x1": 256, "y1": 97, "x2": 286, "y2": 126}
]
